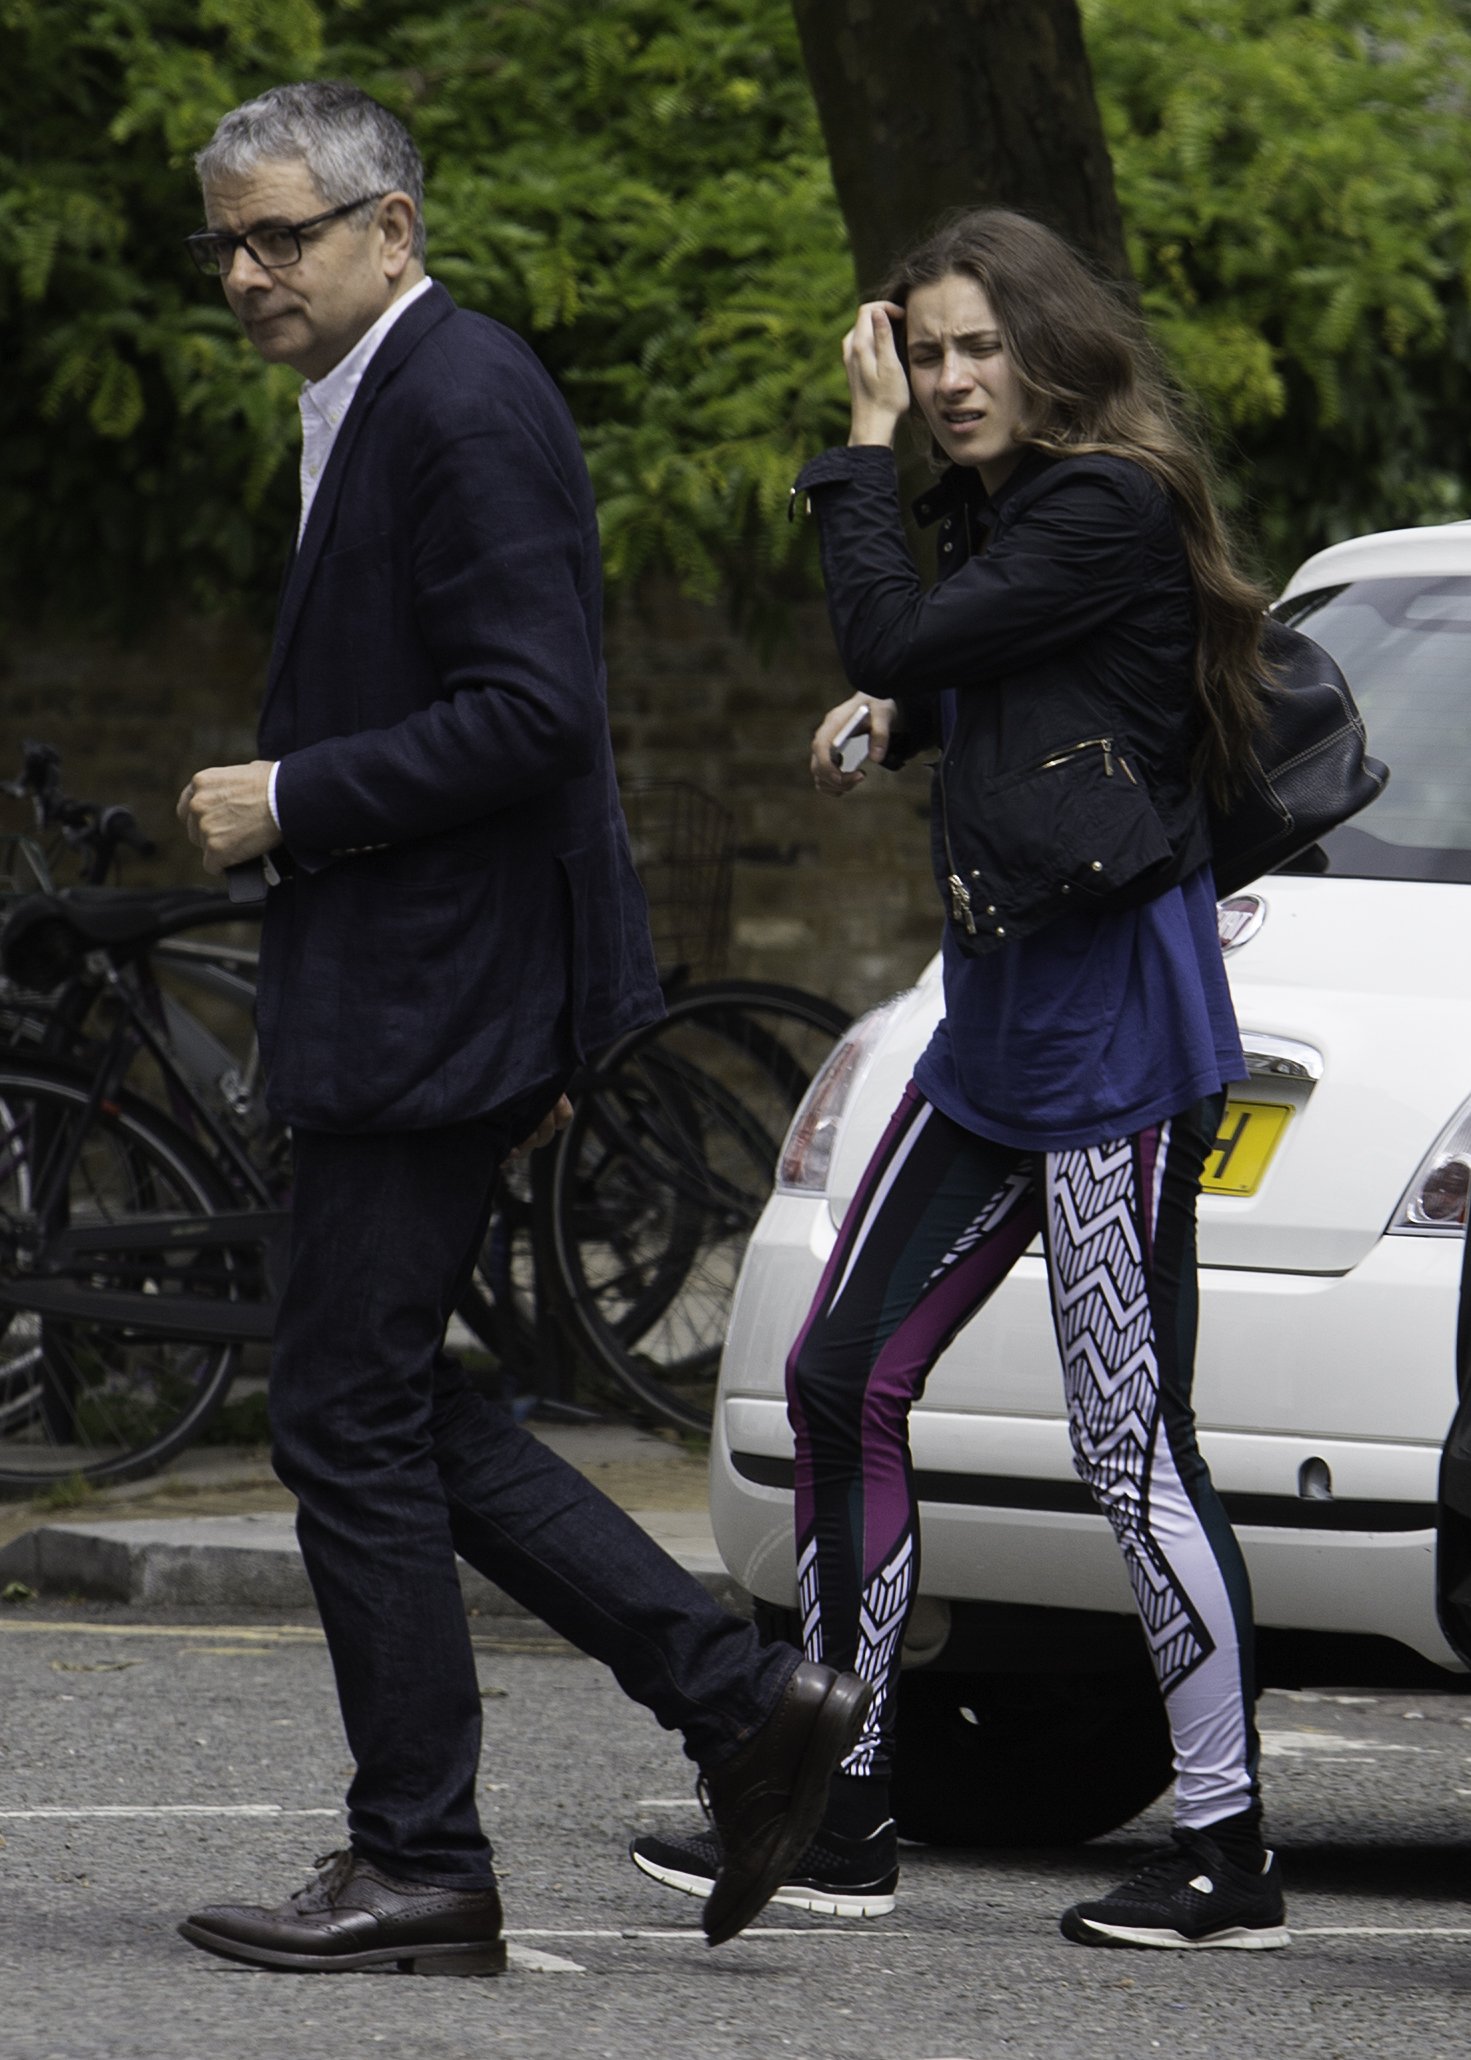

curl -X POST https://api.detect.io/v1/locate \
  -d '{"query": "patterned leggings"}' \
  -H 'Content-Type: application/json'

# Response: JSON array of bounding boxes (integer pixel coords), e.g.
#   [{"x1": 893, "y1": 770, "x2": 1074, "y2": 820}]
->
[{"x1": 785, "y1": 1082, "x2": 1260, "y2": 1828}]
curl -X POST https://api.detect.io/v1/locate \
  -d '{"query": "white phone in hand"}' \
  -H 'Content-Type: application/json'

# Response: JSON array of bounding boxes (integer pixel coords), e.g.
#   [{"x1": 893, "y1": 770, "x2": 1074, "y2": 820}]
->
[{"x1": 832, "y1": 703, "x2": 872, "y2": 774}]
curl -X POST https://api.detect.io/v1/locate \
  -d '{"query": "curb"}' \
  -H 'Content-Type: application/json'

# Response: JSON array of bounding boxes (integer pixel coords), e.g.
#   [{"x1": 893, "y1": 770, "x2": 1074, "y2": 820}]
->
[{"x1": 0, "y1": 1509, "x2": 752, "y2": 1620}]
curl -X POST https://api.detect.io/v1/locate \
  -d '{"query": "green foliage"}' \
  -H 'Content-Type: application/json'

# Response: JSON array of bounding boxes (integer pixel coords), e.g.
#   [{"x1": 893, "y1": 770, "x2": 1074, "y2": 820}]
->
[
  {"x1": 0, "y1": 0, "x2": 327, "y2": 626},
  {"x1": 5, "y1": 0, "x2": 1471, "y2": 630},
  {"x1": 0, "y1": 0, "x2": 851, "y2": 630},
  {"x1": 334, "y1": 0, "x2": 854, "y2": 609},
  {"x1": 31, "y1": 1470, "x2": 95, "y2": 1510},
  {"x1": 1082, "y1": 0, "x2": 1471, "y2": 569}
]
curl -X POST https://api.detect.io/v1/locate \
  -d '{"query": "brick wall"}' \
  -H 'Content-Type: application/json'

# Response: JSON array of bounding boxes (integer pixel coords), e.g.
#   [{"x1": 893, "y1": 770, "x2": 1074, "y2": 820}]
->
[{"x1": 0, "y1": 583, "x2": 942, "y2": 1024}]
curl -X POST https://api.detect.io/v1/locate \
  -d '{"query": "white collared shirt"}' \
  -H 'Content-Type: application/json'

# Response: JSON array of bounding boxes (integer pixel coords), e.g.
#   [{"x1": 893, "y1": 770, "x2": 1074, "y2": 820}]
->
[
  {"x1": 268, "y1": 275, "x2": 435, "y2": 830},
  {"x1": 296, "y1": 272, "x2": 434, "y2": 542}
]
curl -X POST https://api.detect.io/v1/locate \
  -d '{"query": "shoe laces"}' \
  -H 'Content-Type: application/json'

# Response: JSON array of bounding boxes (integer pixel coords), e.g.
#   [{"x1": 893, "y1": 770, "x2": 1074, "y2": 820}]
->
[
  {"x1": 290, "y1": 1849, "x2": 355, "y2": 1912},
  {"x1": 1115, "y1": 1830, "x2": 1217, "y2": 1896}
]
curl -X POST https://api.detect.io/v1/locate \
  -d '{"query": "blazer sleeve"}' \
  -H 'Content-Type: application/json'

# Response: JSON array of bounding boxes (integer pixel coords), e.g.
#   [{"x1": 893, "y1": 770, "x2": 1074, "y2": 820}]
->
[
  {"x1": 273, "y1": 374, "x2": 601, "y2": 856},
  {"x1": 795, "y1": 445, "x2": 1163, "y2": 700}
]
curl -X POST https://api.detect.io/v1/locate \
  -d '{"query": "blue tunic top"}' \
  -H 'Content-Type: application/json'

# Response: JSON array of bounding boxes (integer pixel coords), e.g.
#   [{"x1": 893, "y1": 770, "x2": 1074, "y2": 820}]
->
[{"x1": 913, "y1": 862, "x2": 1245, "y2": 1152}]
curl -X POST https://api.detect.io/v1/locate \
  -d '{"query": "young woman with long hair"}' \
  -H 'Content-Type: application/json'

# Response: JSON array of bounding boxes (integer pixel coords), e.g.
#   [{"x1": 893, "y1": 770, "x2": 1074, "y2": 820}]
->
[{"x1": 632, "y1": 208, "x2": 1288, "y2": 1951}]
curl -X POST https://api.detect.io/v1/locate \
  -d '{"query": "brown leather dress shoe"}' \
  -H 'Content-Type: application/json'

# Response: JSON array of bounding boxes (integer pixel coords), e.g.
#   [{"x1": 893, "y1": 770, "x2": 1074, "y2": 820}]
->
[
  {"x1": 699, "y1": 1659, "x2": 873, "y2": 1946},
  {"x1": 178, "y1": 1849, "x2": 507, "y2": 1975}
]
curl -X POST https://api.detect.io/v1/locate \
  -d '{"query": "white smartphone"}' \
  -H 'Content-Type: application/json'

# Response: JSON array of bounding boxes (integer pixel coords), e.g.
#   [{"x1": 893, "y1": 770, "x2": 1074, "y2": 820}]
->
[{"x1": 831, "y1": 703, "x2": 872, "y2": 774}]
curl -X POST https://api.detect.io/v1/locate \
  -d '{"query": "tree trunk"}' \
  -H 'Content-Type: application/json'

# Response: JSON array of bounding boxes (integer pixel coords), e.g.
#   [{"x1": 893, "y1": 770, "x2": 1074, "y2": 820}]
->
[{"x1": 791, "y1": 0, "x2": 1130, "y2": 293}]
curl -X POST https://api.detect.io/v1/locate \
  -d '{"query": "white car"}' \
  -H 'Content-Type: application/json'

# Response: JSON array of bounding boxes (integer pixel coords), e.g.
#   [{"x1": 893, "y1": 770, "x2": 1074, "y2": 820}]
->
[{"x1": 712, "y1": 521, "x2": 1471, "y2": 1846}]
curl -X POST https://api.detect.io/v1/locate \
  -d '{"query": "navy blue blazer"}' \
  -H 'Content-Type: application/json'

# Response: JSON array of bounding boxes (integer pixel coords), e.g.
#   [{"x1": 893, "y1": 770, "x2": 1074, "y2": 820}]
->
[{"x1": 255, "y1": 283, "x2": 662, "y2": 1130}]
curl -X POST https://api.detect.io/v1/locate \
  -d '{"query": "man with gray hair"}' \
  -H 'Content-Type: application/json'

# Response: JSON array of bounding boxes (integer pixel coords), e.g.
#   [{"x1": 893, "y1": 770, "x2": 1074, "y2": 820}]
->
[{"x1": 174, "y1": 80, "x2": 868, "y2": 1977}]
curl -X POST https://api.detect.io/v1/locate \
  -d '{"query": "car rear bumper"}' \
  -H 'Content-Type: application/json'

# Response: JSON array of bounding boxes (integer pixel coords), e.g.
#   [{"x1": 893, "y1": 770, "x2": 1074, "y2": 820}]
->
[{"x1": 713, "y1": 1194, "x2": 1462, "y2": 1671}]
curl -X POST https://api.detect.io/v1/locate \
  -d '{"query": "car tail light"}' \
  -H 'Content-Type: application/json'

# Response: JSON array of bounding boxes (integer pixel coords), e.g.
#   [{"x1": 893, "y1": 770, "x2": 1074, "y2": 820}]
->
[
  {"x1": 1217, "y1": 893, "x2": 1266, "y2": 954},
  {"x1": 778, "y1": 991, "x2": 911, "y2": 1194},
  {"x1": 1387, "y1": 1098, "x2": 1471, "y2": 1235}
]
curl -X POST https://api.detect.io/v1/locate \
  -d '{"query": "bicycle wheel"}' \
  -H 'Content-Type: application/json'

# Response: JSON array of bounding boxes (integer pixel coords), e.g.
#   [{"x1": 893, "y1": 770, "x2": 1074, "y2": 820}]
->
[
  {"x1": 0, "y1": 1059, "x2": 246, "y2": 1491},
  {"x1": 550, "y1": 982, "x2": 850, "y2": 1432}
]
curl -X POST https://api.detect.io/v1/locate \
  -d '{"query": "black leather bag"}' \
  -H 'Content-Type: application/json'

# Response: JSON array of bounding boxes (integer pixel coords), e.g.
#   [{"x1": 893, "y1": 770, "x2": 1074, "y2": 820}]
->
[{"x1": 1208, "y1": 616, "x2": 1389, "y2": 898}]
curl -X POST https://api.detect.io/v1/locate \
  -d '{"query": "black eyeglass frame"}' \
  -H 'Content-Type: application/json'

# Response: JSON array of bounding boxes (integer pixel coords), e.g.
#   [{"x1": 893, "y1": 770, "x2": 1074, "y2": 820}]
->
[{"x1": 183, "y1": 193, "x2": 391, "y2": 277}]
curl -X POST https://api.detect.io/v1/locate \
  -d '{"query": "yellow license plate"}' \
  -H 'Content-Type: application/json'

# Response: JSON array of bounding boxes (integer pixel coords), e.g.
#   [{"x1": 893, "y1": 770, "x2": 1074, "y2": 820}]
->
[{"x1": 1201, "y1": 1098, "x2": 1292, "y2": 1196}]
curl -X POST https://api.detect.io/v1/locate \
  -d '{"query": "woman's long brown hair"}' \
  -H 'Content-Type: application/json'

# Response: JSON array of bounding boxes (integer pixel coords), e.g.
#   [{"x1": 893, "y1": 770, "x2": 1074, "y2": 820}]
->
[{"x1": 885, "y1": 209, "x2": 1269, "y2": 798}]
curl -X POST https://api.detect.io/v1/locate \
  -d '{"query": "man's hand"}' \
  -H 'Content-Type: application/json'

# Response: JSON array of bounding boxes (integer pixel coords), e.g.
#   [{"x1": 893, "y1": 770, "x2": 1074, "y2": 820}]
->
[
  {"x1": 505, "y1": 1093, "x2": 574, "y2": 1163},
  {"x1": 177, "y1": 762, "x2": 281, "y2": 875}
]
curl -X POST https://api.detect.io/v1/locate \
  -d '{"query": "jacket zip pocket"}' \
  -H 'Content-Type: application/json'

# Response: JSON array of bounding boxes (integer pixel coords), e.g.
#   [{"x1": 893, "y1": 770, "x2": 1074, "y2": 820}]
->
[
  {"x1": 1035, "y1": 735, "x2": 1137, "y2": 783},
  {"x1": 939, "y1": 732, "x2": 1141, "y2": 939}
]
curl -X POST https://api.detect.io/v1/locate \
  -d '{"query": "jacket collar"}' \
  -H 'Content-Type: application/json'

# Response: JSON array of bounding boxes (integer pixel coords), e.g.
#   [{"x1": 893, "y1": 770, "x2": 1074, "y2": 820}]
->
[
  {"x1": 910, "y1": 444, "x2": 1054, "y2": 529},
  {"x1": 265, "y1": 282, "x2": 458, "y2": 706}
]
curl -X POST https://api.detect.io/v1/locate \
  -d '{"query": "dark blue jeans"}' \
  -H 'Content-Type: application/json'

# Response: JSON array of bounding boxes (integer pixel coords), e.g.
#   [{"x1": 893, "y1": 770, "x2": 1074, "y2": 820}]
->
[{"x1": 270, "y1": 1090, "x2": 795, "y2": 1885}]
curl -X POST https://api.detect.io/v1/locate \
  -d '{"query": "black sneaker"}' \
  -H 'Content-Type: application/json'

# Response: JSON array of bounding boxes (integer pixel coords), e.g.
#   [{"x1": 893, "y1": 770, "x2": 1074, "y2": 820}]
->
[
  {"x1": 630, "y1": 1820, "x2": 899, "y2": 1919},
  {"x1": 1060, "y1": 1827, "x2": 1290, "y2": 1951}
]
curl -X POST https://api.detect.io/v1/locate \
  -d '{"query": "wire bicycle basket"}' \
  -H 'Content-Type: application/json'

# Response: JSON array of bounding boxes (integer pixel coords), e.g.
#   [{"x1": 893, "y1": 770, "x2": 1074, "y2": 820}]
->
[{"x1": 620, "y1": 780, "x2": 734, "y2": 981}]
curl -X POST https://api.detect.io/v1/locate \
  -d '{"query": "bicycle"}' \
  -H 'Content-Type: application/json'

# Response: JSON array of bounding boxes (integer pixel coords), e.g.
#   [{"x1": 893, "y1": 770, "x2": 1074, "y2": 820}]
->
[
  {"x1": 457, "y1": 978, "x2": 849, "y2": 1433},
  {"x1": 1, "y1": 743, "x2": 275, "y2": 1175},
  {"x1": 0, "y1": 898, "x2": 846, "y2": 1481},
  {"x1": 452, "y1": 780, "x2": 850, "y2": 1430},
  {"x1": 0, "y1": 889, "x2": 285, "y2": 1491},
  {"x1": 0, "y1": 770, "x2": 850, "y2": 1470}
]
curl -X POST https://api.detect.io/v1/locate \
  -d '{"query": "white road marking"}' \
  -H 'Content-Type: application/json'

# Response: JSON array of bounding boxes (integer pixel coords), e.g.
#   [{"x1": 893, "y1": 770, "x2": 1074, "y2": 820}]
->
[
  {"x1": 0, "y1": 1805, "x2": 340, "y2": 1820},
  {"x1": 635, "y1": 1798, "x2": 704, "y2": 1809},
  {"x1": 507, "y1": 1927, "x2": 914, "y2": 1941},
  {"x1": 1280, "y1": 1692, "x2": 1385, "y2": 1706},
  {"x1": 0, "y1": 1619, "x2": 325, "y2": 1643},
  {"x1": 1294, "y1": 1926, "x2": 1471, "y2": 1937},
  {"x1": 506, "y1": 1944, "x2": 587, "y2": 1973},
  {"x1": 1260, "y1": 1731, "x2": 1424, "y2": 1756}
]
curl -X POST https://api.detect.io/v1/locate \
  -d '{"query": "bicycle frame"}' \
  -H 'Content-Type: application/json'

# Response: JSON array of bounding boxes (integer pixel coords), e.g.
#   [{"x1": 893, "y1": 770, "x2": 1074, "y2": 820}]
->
[{"x1": 0, "y1": 966, "x2": 285, "y2": 1346}]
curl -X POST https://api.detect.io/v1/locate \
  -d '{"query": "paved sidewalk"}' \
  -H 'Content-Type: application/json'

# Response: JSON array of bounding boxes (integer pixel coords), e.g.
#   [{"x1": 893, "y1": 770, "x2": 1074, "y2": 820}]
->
[{"x1": 0, "y1": 1422, "x2": 748, "y2": 1619}]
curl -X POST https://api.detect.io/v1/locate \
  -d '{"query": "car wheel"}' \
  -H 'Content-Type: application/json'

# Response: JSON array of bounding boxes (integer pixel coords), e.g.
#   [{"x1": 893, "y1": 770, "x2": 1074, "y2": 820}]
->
[{"x1": 892, "y1": 1664, "x2": 1174, "y2": 1847}]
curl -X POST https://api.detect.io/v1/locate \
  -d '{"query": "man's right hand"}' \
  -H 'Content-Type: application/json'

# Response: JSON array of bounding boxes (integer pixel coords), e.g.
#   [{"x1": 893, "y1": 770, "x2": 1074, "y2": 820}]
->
[
  {"x1": 810, "y1": 694, "x2": 900, "y2": 796},
  {"x1": 506, "y1": 1093, "x2": 574, "y2": 1162},
  {"x1": 178, "y1": 761, "x2": 281, "y2": 874}
]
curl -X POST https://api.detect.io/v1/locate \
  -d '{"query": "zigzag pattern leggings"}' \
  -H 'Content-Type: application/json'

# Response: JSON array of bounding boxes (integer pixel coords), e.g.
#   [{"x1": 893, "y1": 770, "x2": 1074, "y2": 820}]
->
[{"x1": 785, "y1": 1082, "x2": 1260, "y2": 1828}]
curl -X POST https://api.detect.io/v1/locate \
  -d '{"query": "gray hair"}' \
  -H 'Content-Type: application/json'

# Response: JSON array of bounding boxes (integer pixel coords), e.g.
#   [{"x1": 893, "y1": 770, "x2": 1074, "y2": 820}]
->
[{"x1": 195, "y1": 80, "x2": 426, "y2": 262}]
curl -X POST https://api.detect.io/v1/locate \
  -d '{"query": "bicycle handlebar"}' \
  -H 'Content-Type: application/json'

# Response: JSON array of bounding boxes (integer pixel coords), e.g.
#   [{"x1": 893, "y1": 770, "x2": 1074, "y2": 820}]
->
[
  {"x1": 5, "y1": 742, "x2": 156, "y2": 884},
  {"x1": 98, "y1": 806, "x2": 157, "y2": 859}
]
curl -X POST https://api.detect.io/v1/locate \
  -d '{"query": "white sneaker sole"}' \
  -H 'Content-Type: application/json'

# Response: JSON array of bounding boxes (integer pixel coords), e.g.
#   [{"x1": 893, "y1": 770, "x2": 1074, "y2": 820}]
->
[
  {"x1": 630, "y1": 1849, "x2": 897, "y2": 1920},
  {"x1": 1069, "y1": 1918, "x2": 1292, "y2": 1950}
]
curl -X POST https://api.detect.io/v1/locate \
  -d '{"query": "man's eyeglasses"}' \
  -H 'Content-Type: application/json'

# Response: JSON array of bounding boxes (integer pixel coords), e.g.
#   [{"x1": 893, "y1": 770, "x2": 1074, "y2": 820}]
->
[{"x1": 184, "y1": 194, "x2": 389, "y2": 278}]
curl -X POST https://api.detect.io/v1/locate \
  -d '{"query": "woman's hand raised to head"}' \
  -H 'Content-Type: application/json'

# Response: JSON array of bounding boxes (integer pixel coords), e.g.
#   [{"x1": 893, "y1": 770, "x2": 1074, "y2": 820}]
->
[
  {"x1": 810, "y1": 694, "x2": 902, "y2": 796},
  {"x1": 843, "y1": 301, "x2": 910, "y2": 449}
]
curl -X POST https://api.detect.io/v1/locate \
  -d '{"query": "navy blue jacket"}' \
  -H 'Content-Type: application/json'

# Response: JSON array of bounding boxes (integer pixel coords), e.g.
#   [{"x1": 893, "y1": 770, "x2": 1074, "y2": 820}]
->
[{"x1": 256, "y1": 283, "x2": 662, "y2": 1130}]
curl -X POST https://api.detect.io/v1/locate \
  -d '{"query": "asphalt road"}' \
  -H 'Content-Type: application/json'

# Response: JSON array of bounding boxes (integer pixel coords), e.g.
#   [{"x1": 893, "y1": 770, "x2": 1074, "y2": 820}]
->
[{"x1": 4, "y1": 1603, "x2": 1471, "y2": 2060}]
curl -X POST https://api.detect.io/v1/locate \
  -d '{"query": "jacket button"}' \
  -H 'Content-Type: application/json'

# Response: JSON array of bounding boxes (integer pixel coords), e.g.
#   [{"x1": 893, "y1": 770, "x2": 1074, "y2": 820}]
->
[
  {"x1": 1090, "y1": 860, "x2": 1103, "y2": 872},
  {"x1": 1061, "y1": 884, "x2": 1071, "y2": 895},
  {"x1": 942, "y1": 542, "x2": 954, "y2": 553},
  {"x1": 995, "y1": 926, "x2": 1005, "y2": 937},
  {"x1": 985, "y1": 904, "x2": 997, "y2": 915}
]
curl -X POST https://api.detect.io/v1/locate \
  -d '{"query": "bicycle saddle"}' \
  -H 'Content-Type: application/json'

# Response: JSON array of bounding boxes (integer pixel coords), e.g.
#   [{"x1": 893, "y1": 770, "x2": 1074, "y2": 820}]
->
[{"x1": 0, "y1": 887, "x2": 253, "y2": 991}]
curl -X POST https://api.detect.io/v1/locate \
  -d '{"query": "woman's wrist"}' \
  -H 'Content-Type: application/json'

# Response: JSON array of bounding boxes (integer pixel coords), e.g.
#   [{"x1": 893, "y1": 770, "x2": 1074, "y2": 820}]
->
[{"x1": 847, "y1": 411, "x2": 900, "y2": 449}]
